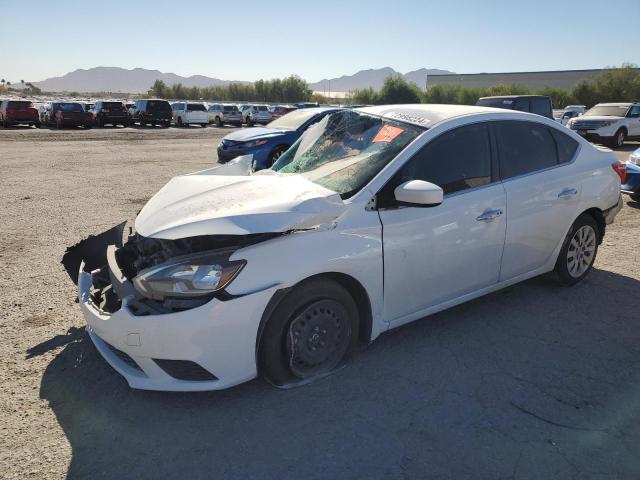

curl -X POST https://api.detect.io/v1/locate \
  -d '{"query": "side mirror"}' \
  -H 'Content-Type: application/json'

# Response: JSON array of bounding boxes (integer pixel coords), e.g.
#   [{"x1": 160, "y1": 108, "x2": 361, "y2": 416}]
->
[{"x1": 394, "y1": 180, "x2": 443, "y2": 207}]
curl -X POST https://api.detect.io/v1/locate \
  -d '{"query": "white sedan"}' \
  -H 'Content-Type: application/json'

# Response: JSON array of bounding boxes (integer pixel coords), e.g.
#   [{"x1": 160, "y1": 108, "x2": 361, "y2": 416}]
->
[{"x1": 78, "y1": 105, "x2": 623, "y2": 391}]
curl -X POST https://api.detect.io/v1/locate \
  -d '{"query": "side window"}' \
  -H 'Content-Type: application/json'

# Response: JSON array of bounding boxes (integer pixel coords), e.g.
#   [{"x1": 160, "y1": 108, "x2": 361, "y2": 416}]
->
[
  {"x1": 628, "y1": 106, "x2": 640, "y2": 118},
  {"x1": 550, "y1": 128, "x2": 579, "y2": 164},
  {"x1": 394, "y1": 123, "x2": 492, "y2": 195},
  {"x1": 496, "y1": 121, "x2": 558, "y2": 179}
]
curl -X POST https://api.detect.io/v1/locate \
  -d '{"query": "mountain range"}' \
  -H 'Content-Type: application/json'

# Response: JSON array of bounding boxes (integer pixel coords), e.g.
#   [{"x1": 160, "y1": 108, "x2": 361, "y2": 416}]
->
[
  {"x1": 309, "y1": 67, "x2": 454, "y2": 92},
  {"x1": 32, "y1": 66, "x2": 454, "y2": 94}
]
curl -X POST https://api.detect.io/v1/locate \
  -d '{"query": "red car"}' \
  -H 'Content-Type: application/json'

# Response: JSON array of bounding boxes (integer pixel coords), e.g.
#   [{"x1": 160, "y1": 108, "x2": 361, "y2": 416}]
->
[
  {"x1": 0, "y1": 100, "x2": 40, "y2": 128},
  {"x1": 47, "y1": 102, "x2": 93, "y2": 129},
  {"x1": 270, "y1": 105, "x2": 297, "y2": 120}
]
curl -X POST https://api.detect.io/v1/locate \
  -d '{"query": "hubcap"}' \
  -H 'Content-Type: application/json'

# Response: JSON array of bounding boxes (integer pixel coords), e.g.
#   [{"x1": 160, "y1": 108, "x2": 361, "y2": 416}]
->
[
  {"x1": 567, "y1": 225, "x2": 596, "y2": 278},
  {"x1": 286, "y1": 299, "x2": 351, "y2": 379}
]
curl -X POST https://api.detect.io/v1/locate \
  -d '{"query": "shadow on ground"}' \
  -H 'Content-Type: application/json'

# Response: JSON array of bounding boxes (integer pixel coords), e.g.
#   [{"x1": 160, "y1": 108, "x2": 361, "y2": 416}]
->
[{"x1": 38, "y1": 269, "x2": 640, "y2": 479}]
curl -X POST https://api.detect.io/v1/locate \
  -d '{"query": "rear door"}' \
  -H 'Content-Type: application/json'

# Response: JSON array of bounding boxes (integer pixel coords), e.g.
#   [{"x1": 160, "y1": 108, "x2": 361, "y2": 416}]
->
[
  {"x1": 627, "y1": 105, "x2": 640, "y2": 136},
  {"x1": 379, "y1": 122, "x2": 507, "y2": 325},
  {"x1": 495, "y1": 120, "x2": 581, "y2": 280}
]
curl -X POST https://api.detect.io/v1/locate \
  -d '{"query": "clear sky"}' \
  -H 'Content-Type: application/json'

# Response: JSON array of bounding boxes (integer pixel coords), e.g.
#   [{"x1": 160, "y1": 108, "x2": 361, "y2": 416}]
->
[{"x1": 2, "y1": 0, "x2": 639, "y2": 83}]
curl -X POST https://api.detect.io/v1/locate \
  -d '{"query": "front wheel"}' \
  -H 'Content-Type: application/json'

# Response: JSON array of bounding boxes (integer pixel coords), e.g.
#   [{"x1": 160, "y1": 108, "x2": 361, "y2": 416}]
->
[
  {"x1": 267, "y1": 145, "x2": 289, "y2": 167},
  {"x1": 610, "y1": 129, "x2": 626, "y2": 148},
  {"x1": 553, "y1": 214, "x2": 599, "y2": 286},
  {"x1": 259, "y1": 279, "x2": 358, "y2": 387}
]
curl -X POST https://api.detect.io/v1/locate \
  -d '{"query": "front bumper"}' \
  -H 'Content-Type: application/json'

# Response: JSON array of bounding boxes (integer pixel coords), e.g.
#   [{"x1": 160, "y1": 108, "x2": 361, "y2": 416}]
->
[
  {"x1": 621, "y1": 161, "x2": 640, "y2": 195},
  {"x1": 570, "y1": 125, "x2": 618, "y2": 142},
  {"x1": 217, "y1": 143, "x2": 271, "y2": 164},
  {"x1": 78, "y1": 258, "x2": 276, "y2": 391}
]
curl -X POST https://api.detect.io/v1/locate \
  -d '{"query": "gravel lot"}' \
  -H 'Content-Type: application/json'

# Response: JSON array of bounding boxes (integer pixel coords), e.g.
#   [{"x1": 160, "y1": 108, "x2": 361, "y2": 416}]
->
[{"x1": 1, "y1": 126, "x2": 639, "y2": 480}]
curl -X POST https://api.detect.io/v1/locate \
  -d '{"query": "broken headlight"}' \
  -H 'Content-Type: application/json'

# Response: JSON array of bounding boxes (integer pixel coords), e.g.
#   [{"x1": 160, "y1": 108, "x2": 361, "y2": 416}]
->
[{"x1": 132, "y1": 251, "x2": 245, "y2": 300}]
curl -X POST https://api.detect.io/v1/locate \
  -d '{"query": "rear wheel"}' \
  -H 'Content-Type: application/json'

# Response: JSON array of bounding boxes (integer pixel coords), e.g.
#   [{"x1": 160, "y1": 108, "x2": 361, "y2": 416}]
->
[
  {"x1": 177, "y1": 117, "x2": 183, "y2": 127},
  {"x1": 553, "y1": 214, "x2": 599, "y2": 286},
  {"x1": 215, "y1": 116, "x2": 223, "y2": 127},
  {"x1": 200, "y1": 123, "x2": 207, "y2": 128},
  {"x1": 259, "y1": 279, "x2": 358, "y2": 387}
]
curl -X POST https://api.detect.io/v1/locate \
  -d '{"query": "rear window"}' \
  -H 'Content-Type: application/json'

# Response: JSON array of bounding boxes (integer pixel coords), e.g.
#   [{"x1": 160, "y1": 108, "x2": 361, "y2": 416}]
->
[
  {"x1": 58, "y1": 103, "x2": 84, "y2": 112},
  {"x1": 476, "y1": 98, "x2": 516, "y2": 109},
  {"x1": 496, "y1": 121, "x2": 558, "y2": 179},
  {"x1": 102, "y1": 102, "x2": 123, "y2": 109},
  {"x1": 223, "y1": 105, "x2": 238, "y2": 111},
  {"x1": 550, "y1": 128, "x2": 579, "y2": 163},
  {"x1": 257, "y1": 105, "x2": 269, "y2": 111},
  {"x1": 146, "y1": 100, "x2": 171, "y2": 112},
  {"x1": 7, "y1": 101, "x2": 33, "y2": 108},
  {"x1": 187, "y1": 103, "x2": 206, "y2": 111}
]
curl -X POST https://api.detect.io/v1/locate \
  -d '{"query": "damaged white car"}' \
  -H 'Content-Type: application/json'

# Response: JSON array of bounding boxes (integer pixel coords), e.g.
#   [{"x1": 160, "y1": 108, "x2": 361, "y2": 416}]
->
[{"x1": 78, "y1": 105, "x2": 623, "y2": 391}]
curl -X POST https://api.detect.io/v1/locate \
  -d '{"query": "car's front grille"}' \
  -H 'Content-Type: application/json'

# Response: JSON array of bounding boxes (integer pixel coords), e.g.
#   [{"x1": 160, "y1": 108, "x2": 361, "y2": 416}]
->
[
  {"x1": 571, "y1": 121, "x2": 607, "y2": 130},
  {"x1": 104, "y1": 341, "x2": 144, "y2": 372},
  {"x1": 153, "y1": 359, "x2": 217, "y2": 381}
]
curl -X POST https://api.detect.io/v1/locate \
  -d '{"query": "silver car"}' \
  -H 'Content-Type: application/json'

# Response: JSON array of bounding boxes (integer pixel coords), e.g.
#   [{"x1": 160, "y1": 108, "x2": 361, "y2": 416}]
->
[
  {"x1": 240, "y1": 104, "x2": 272, "y2": 126},
  {"x1": 208, "y1": 104, "x2": 243, "y2": 127}
]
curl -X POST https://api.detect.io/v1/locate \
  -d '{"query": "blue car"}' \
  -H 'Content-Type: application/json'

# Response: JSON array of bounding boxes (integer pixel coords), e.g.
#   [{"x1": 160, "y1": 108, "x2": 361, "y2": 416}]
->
[
  {"x1": 217, "y1": 107, "x2": 340, "y2": 171},
  {"x1": 622, "y1": 146, "x2": 640, "y2": 202}
]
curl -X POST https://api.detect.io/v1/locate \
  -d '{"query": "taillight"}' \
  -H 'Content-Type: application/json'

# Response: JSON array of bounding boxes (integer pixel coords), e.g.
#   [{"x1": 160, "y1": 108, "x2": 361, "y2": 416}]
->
[
  {"x1": 612, "y1": 161, "x2": 627, "y2": 183},
  {"x1": 103, "y1": 108, "x2": 110, "y2": 113}
]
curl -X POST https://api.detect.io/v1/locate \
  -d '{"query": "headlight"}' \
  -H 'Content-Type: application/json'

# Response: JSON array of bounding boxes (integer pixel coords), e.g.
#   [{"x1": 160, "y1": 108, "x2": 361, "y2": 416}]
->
[
  {"x1": 133, "y1": 251, "x2": 245, "y2": 300},
  {"x1": 244, "y1": 139, "x2": 268, "y2": 148}
]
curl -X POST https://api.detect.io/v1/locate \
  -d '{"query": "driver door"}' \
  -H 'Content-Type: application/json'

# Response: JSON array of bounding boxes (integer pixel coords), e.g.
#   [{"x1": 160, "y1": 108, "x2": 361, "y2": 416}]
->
[{"x1": 378, "y1": 122, "x2": 507, "y2": 326}]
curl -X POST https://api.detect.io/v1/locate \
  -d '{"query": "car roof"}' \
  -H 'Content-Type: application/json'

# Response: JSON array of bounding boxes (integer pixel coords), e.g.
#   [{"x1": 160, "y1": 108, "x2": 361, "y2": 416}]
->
[
  {"x1": 478, "y1": 95, "x2": 549, "y2": 99},
  {"x1": 356, "y1": 104, "x2": 509, "y2": 128}
]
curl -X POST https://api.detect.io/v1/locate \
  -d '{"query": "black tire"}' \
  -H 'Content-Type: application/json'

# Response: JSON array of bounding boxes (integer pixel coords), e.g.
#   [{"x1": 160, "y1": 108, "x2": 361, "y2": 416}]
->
[
  {"x1": 259, "y1": 278, "x2": 359, "y2": 387},
  {"x1": 163, "y1": 120, "x2": 170, "y2": 128},
  {"x1": 610, "y1": 128, "x2": 626, "y2": 148},
  {"x1": 140, "y1": 120, "x2": 147, "y2": 127},
  {"x1": 177, "y1": 117, "x2": 183, "y2": 127},
  {"x1": 215, "y1": 116, "x2": 223, "y2": 127},
  {"x1": 34, "y1": 122, "x2": 41, "y2": 128},
  {"x1": 553, "y1": 213, "x2": 600, "y2": 286},
  {"x1": 201, "y1": 123, "x2": 207, "y2": 128},
  {"x1": 267, "y1": 145, "x2": 289, "y2": 167}
]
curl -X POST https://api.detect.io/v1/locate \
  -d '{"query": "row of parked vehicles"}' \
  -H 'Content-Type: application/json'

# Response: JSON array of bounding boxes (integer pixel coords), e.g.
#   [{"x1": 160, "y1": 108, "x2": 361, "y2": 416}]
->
[{"x1": 0, "y1": 98, "x2": 308, "y2": 129}]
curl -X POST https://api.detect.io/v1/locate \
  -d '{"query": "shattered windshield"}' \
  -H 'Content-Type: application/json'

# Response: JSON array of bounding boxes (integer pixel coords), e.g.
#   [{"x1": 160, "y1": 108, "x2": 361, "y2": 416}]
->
[{"x1": 267, "y1": 110, "x2": 423, "y2": 197}]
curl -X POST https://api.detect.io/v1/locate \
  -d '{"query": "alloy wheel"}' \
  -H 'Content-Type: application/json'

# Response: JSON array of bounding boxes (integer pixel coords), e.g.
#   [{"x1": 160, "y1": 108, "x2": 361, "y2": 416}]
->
[{"x1": 567, "y1": 225, "x2": 596, "y2": 278}]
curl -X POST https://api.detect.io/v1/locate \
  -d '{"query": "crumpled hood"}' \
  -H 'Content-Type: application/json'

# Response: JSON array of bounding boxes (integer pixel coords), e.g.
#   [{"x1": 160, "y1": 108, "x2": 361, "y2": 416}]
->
[
  {"x1": 224, "y1": 127, "x2": 284, "y2": 142},
  {"x1": 135, "y1": 168, "x2": 346, "y2": 239}
]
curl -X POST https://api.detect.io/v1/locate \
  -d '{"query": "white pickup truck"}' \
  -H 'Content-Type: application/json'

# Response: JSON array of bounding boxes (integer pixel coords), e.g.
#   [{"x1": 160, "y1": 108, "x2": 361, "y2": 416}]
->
[
  {"x1": 171, "y1": 102, "x2": 209, "y2": 127},
  {"x1": 567, "y1": 102, "x2": 640, "y2": 147}
]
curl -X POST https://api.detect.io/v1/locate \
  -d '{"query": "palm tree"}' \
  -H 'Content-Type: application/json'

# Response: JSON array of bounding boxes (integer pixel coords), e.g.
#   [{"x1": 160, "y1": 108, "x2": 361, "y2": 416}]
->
[
  {"x1": 6, "y1": 81, "x2": 11, "y2": 87},
  {"x1": 1, "y1": 79, "x2": 5, "y2": 87},
  {"x1": 20, "y1": 79, "x2": 25, "y2": 88}
]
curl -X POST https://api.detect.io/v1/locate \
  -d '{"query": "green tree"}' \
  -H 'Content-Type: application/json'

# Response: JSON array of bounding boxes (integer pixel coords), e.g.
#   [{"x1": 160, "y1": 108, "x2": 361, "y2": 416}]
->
[{"x1": 376, "y1": 76, "x2": 422, "y2": 104}]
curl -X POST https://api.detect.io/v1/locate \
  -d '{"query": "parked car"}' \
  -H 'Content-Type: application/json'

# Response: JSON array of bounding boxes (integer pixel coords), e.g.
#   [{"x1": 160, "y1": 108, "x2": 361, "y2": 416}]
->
[
  {"x1": 47, "y1": 102, "x2": 93, "y2": 129},
  {"x1": 37, "y1": 104, "x2": 50, "y2": 124},
  {"x1": 240, "y1": 104, "x2": 272, "y2": 126},
  {"x1": 566, "y1": 102, "x2": 640, "y2": 148},
  {"x1": 82, "y1": 103, "x2": 94, "y2": 112},
  {"x1": 0, "y1": 100, "x2": 40, "y2": 128},
  {"x1": 564, "y1": 105, "x2": 587, "y2": 114},
  {"x1": 217, "y1": 107, "x2": 340, "y2": 169},
  {"x1": 270, "y1": 105, "x2": 297, "y2": 120},
  {"x1": 476, "y1": 95, "x2": 553, "y2": 119},
  {"x1": 91, "y1": 101, "x2": 129, "y2": 127},
  {"x1": 77, "y1": 104, "x2": 622, "y2": 391},
  {"x1": 171, "y1": 102, "x2": 208, "y2": 127},
  {"x1": 130, "y1": 99, "x2": 172, "y2": 127},
  {"x1": 622, "y1": 146, "x2": 640, "y2": 202},
  {"x1": 207, "y1": 104, "x2": 243, "y2": 127},
  {"x1": 294, "y1": 102, "x2": 320, "y2": 109},
  {"x1": 554, "y1": 109, "x2": 581, "y2": 126}
]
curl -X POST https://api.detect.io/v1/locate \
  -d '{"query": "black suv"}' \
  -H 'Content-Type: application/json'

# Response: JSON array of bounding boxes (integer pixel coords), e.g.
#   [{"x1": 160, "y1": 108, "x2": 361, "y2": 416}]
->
[
  {"x1": 476, "y1": 95, "x2": 553, "y2": 119},
  {"x1": 129, "y1": 99, "x2": 172, "y2": 127},
  {"x1": 90, "y1": 101, "x2": 129, "y2": 127}
]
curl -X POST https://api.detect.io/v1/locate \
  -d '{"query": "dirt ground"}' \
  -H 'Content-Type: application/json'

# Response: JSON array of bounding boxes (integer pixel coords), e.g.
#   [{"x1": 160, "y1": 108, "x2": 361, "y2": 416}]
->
[{"x1": 1, "y1": 125, "x2": 639, "y2": 480}]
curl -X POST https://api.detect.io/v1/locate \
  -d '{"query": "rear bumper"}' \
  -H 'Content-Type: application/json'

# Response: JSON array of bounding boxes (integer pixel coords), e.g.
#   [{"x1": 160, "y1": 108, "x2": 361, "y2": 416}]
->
[{"x1": 604, "y1": 194, "x2": 623, "y2": 225}]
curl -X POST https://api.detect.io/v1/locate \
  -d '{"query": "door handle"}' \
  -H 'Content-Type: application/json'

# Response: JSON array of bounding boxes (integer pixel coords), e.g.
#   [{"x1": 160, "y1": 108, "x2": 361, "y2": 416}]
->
[
  {"x1": 476, "y1": 209, "x2": 503, "y2": 221},
  {"x1": 558, "y1": 188, "x2": 578, "y2": 199}
]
